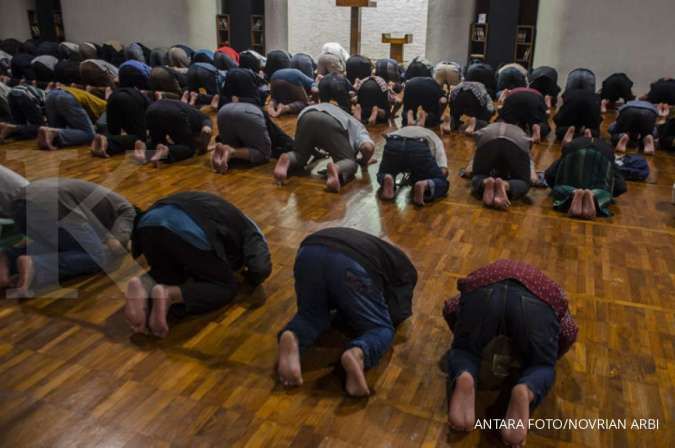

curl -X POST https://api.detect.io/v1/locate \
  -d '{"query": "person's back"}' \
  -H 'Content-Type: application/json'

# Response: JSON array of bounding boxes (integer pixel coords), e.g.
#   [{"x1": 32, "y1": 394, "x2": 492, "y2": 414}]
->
[
  {"x1": 290, "y1": 53, "x2": 316, "y2": 78},
  {"x1": 264, "y1": 50, "x2": 292, "y2": 80},
  {"x1": 645, "y1": 78, "x2": 675, "y2": 105},
  {"x1": 529, "y1": 66, "x2": 560, "y2": 100},
  {"x1": 346, "y1": 55, "x2": 373, "y2": 84},
  {"x1": 318, "y1": 72, "x2": 354, "y2": 112},
  {"x1": 465, "y1": 62, "x2": 497, "y2": 98},
  {"x1": 555, "y1": 88, "x2": 602, "y2": 136},
  {"x1": 404, "y1": 57, "x2": 432, "y2": 81},
  {"x1": 565, "y1": 68, "x2": 596, "y2": 93},
  {"x1": 375, "y1": 58, "x2": 403, "y2": 83}
]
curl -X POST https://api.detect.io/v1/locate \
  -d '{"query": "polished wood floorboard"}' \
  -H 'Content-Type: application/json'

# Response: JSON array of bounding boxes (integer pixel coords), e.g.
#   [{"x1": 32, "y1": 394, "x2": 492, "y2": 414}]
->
[{"x1": 0, "y1": 110, "x2": 673, "y2": 447}]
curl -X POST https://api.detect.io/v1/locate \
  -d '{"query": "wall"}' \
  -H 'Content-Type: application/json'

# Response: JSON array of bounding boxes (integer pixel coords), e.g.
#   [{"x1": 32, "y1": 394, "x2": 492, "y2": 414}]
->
[
  {"x1": 0, "y1": 0, "x2": 35, "y2": 41},
  {"x1": 59, "y1": 0, "x2": 217, "y2": 49},
  {"x1": 288, "y1": 0, "x2": 428, "y2": 61},
  {"x1": 534, "y1": 0, "x2": 675, "y2": 94},
  {"x1": 425, "y1": 0, "x2": 474, "y2": 64}
]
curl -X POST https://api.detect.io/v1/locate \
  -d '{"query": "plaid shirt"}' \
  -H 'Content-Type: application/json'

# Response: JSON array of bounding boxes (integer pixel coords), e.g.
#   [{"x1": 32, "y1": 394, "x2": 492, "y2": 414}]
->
[{"x1": 443, "y1": 259, "x2": 578, "y2": 358}]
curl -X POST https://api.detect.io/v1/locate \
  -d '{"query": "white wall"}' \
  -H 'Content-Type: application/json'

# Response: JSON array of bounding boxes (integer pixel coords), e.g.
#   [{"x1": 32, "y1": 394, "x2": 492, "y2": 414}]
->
[
  {"x1": 534, "y1": 0, "x2": 675, "y2": 94},
  {"x1": 288, "y1": 0, "x2": 428, "y2": 61},
  {"x1": 60, "y1": 0, "x2": 217, "y2": 49},
  {"x1": 0, "y1": 0, "x2": 34, "y2": 41},
  {"x1": 425, "y1": 0, "x2": 474, "y2": 64}
]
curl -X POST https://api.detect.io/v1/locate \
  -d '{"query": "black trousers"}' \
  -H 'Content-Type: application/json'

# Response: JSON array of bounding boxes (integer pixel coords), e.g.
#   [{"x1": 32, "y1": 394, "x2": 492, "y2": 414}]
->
[
  {"x1": 8, "y1": 90, "x2": 43, "y2": 140},
  {"x1": 471, "y1": 139, "x2": 531, "y2": 199},
  {"x1": 106, "y1": 89, "x2": 148, "y2": 155},
  {"x1": 402, "y1": 79, "x2": 443, "y2": 128},
  {"x1": 451, "y1": 90, "x2": 493, "y2": 130},
  {"x1": 137, "y1": 227, "x2": 237, "y2": 317},
  {"x1": 145, "y1": 103, "x2": 198, "y2": 163},
  {"x1": 610, "y1": 108, "x2": 657, "y2": 145}
]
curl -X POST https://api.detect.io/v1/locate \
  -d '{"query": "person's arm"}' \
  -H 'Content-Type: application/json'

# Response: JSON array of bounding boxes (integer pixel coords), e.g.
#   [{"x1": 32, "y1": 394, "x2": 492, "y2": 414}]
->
[
  {"x1": 241, "y1": 217, "x2": 272, "y2": 286},
  {"x1": 108, "y1": 193, "x2": 136, "y2": 249}
]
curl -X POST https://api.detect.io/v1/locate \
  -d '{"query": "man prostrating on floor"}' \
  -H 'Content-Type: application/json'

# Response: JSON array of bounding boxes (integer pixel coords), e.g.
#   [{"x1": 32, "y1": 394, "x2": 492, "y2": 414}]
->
[{"x1": 277, "y1": 227, "x2": 417, "y2": 397}]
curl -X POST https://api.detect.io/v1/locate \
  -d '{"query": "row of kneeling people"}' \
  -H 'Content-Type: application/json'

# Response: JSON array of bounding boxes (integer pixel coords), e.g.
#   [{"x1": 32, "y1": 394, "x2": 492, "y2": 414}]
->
[
  {"x1": 0, "y1": 84, "x2": 631, "y2": 219},
  {"x1": 0, "y1": 168, "x2": 577, "y2": 447}
]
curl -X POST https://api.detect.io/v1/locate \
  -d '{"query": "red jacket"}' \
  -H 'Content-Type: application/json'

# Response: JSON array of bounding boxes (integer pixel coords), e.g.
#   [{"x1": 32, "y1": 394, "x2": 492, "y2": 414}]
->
[
  {"x1": 216, "y1": 45, "x2": 240, "y2": 63},
  {"x1": 443, "y1": 259, "x2": 578, "y2": 358}
]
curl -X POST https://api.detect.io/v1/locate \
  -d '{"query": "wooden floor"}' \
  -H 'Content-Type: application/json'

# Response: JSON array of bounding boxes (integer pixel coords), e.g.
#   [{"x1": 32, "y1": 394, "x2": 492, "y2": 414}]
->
[{"x1": 0, "y1": 110, "x2": 673, "y2": 448}]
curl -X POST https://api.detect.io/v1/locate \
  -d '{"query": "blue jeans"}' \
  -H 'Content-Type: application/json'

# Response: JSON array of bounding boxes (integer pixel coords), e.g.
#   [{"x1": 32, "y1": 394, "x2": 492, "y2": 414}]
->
[
  {"x1": 5, "y1": 200, "x2": 106, "y2": 290},
  {"x1": 45, "y1": 89, "x2": 95, "y2": 147},
  {"x1": 447, "y1": 280, "x2": 560, "y2": 408},
  {"x1": 282, "y1": 245, "x2": 395, "y2": 369},
  {"x1": 377, "y1": 135, "x2": 449, "y2": 201}
]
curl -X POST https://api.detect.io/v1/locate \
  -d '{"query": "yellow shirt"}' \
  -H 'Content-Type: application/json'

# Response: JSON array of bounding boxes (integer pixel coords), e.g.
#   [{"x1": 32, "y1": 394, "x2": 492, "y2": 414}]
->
[{"x1": 64, "y1": 87, "x2": 107, "y2": 120}]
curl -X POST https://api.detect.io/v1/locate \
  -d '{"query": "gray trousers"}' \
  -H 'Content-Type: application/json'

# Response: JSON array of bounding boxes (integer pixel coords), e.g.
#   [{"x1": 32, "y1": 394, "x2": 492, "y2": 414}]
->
[
  {"x1": 217, "y1": 102, "x2": 271, "y2": 164},
  {"x1": 289, "y1": 110, "x2": 358, "y2": 183},
  {"x1": 45, "y1": 90, "x2": 95, "y2": 147}
]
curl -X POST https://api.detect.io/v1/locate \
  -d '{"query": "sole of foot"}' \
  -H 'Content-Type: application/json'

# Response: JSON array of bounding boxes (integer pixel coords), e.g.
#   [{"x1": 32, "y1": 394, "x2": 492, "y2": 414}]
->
[
  {"x1": 380, "y1": 174, "x2": 395, "y2": 200},
  {"x1": 413, "y1": 180, "x2": 427, "y2": 206},
  {"x1": 341, "y1": 348, "x2": 370, "y2": 397},
  {"x1": 616, "y1": 134, "x2": 629, "y2": 153},
  {"x1": 482, "y1": 178, "x2": 496, "y2": 207},
  {"x1": 643, "y1": 136, "x2": 655, "y2": 155},
  {"x1": 273, "y1": 153, "x2": 290, "y2": 185},
  {"x1": 582, "y1": 189, "x2": 597, "y2": 220},
  {"x1": 448, "y1": 372, "x2": 476, "y2": 432},
  {"x1": 124, "y1": 277, "x2": 148, "y2": 334},
  {"x1": 148, "y1": 285, "x2": 171, "y2": 338},
  {"x1": 277, "y1": 331, "x2": 303, "y2": 387},
  {"x1": 562, "y1": 126, "x2": 576, "y2": 146},
  {"x1": 493, "y1": 178, "x2": 511, "y2": 210},
  {"x1": 568, "y1": 189, "x2": 584, "y2": 218},
  {"x1": 501, "y1": 384, "x2": 533, "y2": 447},
  {"x1": 325, "y1": 162, "x2": 341, "y2": 193}
]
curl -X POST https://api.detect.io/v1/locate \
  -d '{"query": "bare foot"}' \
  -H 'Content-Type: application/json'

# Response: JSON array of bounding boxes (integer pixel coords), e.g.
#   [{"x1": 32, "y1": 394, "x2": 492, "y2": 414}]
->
[
  {"x1": 150, "y1": 144, "x2": 169, "y2": 168},
  {"x1": 325, "y1": 162, "x2": 341, "y2": 193},
  {"x1": 352, "y1": 103, "x2": 363, "y2": 122},
  {"x1": 133, "y1": 140, "x2": 147, "y2": 164},
  {"x1": 413, "y1": 180, "x2": 427, "y2": 206},
  {"x1": 277, "y1": 330, "x2": 303, "y2": 387},
  {"x1": 38, "y1": 127, "x2": 58, "y2": 150},
  {"x1": 180, "y1": 91, "x2": 189, "y2": 103},
  {"x1": 273, "y1": 153, "x2": 290, "y2": 185},
  {"x1": 211, "y1": 143, "x2": 232, "y2": 174},
  {"x1": 601, "y1": 99, "x2": 608, "y2": 113},
  {"x1": 643, "y1": 134, "x2": 655, "y2": 155},
  {"x1": 406, "y1": 109, "x2": 415, "y2": 126},
  {"x1": 464, "y1": 117, "x2": 477, "y2": 135},
  {"x1": 531, "y1": 124, "x2": 541, "y2": 143},
  {"x1": 380, "y1": 174, "x2": 395, "y2": 200},
  {"x1": 584, "y1": 128, "x2": 593, "y2": 139},
  {"x1": 501, "y1": 384, "x2": 534, "y2": 447},
  {"x1": 545, "y1": 95, "x2": 553, "y2": 110},
  {"x1": 562, "y1": 126, "x2": 576, "y2": 146},
  {"x1": 341, "y1": 347, "x2": 370, "y2": 397},
  {"x1": 11, "y1": 255, "x2": 34, "y2": 298},
  {"x1": 124, "y1": 277, "x2": 149, "y2": 334},
  {"x1": 0, "y1": 123, "x2": 17, "y2": 143},
  {"x1": 210, "y1": 94, "x2": 220, "y2": 110},
  {"x1": 189, "y1": 92, "x2": 198, "y2": 106},
  {"x1": 493, "y1": 178, "x2": 511, "y2": 210},
  {"x1": 482, "y1": 177, "x2": 496, "y2": 207},
  {"x1": 582, "y1": 189, "x2": 596, "y2": 220},
  {"x1": 417, "y1": 108, "x2": 427, "y2": 127},
  {"x1": 568, "y1": 189, "x2": 584, "y2": 218},
  {"x1": 448, "y1": 372, "x2": 476, "y2": 431},
  {"x1": 616, "y1": 133, "x2": 629, "y2": 153},
  {"x1": 90, "y1": 134, "x2": 110, "y2": 158},
  {"x1": 267, "y1": 103, "x2": 279, "y2": 118},
  {"x1": 148, "y1": 284, "x2": 171, "y2": 338},
  {"x1": 197, "y1": 126, "x2": 212, "y2": 154}
]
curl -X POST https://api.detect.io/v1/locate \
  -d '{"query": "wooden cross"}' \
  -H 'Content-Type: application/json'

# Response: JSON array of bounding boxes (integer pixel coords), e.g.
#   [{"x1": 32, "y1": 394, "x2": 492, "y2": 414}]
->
[
  {"x1": 336, "y1": 0, "x2": 377, "y2": 55},
  {"x1": 381, "y1": 33, "x2": 413, "y2": 62}
]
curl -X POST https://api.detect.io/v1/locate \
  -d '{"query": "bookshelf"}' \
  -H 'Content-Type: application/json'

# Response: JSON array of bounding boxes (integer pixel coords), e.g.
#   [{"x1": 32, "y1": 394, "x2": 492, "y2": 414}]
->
[
  {"x1": 250, "y1": 14, "x2": 265, "y2": 54},
  {"x1": 27, "y1": 9, "x2": 65, "y2": 41},
  {"x1": 469, "y1": 23, "x2": 488, "y2": 61},
  {"x1": 514, "y1": 25, "x2": 535, "y2": 69},
  {"x1": 216, "y1": 14, "x2": 231, "y2": 46}
]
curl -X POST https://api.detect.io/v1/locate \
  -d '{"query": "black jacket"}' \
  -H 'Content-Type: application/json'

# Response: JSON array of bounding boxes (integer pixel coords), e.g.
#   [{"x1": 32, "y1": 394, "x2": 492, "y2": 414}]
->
[
  {"x1": 301, "y1": 227, "x2": 417, "y2": 327},
  {"x1": 132, "y1": 192, "x2": 272, "y2": 285}
]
